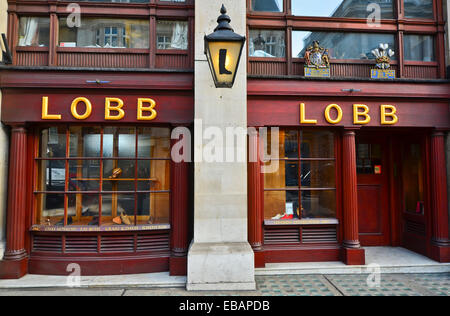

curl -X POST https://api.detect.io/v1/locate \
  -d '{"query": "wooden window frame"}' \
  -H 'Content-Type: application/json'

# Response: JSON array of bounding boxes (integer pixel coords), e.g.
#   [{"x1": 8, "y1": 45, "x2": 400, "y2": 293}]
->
[
  {"x1": 247, "y1": 0, "x2": 446, "y2": 78},
  {"x1": 8, "y1": 0, "x2": 194, "y2": 69},
  {"x1": 33, "y1": 125, "x2": 172, "y2": 230},
  {"x1": 263, "y1": 128, "x2": 338, "y2": 221}
]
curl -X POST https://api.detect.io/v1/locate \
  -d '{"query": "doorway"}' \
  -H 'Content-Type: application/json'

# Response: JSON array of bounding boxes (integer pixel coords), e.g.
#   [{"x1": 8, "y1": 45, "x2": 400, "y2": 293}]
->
[
  {"x1": 355, "y1": 132, "x2": 428, "y2": 254},
  {"x1": 356, "y1": 134, "x2": 390, "y2": 246}
]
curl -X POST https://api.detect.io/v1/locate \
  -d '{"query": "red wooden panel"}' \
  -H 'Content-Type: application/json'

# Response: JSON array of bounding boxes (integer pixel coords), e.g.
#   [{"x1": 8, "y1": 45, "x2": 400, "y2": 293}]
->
[
  {"x1": 16, "y1": 51, "x2": 49, "y2": 66},
  {"x1": 1, "y1": 88, "x2": 194, "y2": 124},
  {"x1": 248, "y1": 98, "x2": 450, "y2": 128},
  {"x1": 404, "y1": 65, "x2": 438, "y2": 79},
  {"x1": 57, "y1": 52, "x2": 149, "y2": 68},
  {"x1": 155, "y1": 54, "x2": 190, "y2": 69},
  {"x1": 249, "y1": 60, "x2": 287, "y2": 76},
  {"x1": 357, "y1": 184, "x2": 382, "y2": 234}
]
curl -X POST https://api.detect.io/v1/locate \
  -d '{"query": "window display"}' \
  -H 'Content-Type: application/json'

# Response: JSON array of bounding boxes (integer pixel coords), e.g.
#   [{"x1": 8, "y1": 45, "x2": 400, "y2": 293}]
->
[
  {"x1": 264, "y1": 129, "x2": 336, "y2": 220},
  {"x1": 36, "y1": 126, "x2": 171, "y2": 227}
]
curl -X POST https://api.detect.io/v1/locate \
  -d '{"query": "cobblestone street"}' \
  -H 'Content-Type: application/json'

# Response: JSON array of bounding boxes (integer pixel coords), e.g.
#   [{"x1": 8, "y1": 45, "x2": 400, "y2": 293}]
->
[{"x1": 0, "y1": 273, "x2": 448, "y2": 296}]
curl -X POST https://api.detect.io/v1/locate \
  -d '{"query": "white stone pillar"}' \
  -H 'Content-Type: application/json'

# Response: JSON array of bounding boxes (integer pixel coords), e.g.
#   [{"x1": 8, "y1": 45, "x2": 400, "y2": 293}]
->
[
  {"x1": 0, "y1": 0, "x2": 9, "y2": 257},
  {"x1": 187, "y1": 0, "x2": 255, "y2": 290}
]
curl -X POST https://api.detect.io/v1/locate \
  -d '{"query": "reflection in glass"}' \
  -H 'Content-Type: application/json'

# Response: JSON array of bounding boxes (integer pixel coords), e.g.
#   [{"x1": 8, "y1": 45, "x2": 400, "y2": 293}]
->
[
  {"x1": 37, "y1": 193, "x2": 65, "y2": 226},
  {"x1": 103, "y1": 127, "x2": 136, "y2": 158},
  {"x1": 404, "y1": 35, "x2": 435, "y2": 62},
  {"x1": 68, "y1": 194, "x2": 100, "y2": 226},
  {"x1": 300, "y1": 130, "x2": 334, "y2": 158},
  {"x1": 264, "y1": 160, "x2": 298, "y2": 189},
  {"x1": 137, "y1": 127, "x2": 171, "y2": 158},
  {"x1": 402, "y1": 144, "x2": 424, "y2": 214},
  {"x1": 252, "y1": 0, "x2": 284, "y2": 12},
  {"x1": 59, "y1": 18, "x2": 149, "y2": 48},
  {"x1": 69, "y1": 127, "x2": 101, "y2": 157},
  {"x1": 249, "y1": 29, "x2": 285, "y2": 57},
  {"x1": 156, "y1": 21, "x2": 188, "y2": 50},
  {"x1": 357, "y1": 143, "x2": 382, "y2": 174},
  {"x1": 291, "y1": 0, "x2": 394, "y2": 19},
  {"x1": 404, "y1": 0, "x2": 433, "y2": 19},
  {"x1": 18, "y1": 17, "x2": 50, "y2": 47},
  {"x1": 292, "y1": 31, "x2": 395, "y2": 60},
  {"x1": 38, "y1": 160, "x2": 66, "y2": 191},
  {"x1": 40, "y1": 127, "x2": 66, "y2": 158},
  {"x1": 301, "y1": 190, "x2": 336, "y2": 218},
  {"x1": 301, "y1": 161, "x2": 336, "y2": 188}
]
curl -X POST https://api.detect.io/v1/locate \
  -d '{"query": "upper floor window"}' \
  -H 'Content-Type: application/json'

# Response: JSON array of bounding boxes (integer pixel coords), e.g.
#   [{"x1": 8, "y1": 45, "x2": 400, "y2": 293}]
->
[
  {"x1": 252, "y1": 0, "x2": 284, "y2": 12},
  {"x1": 404, "y1": 0, "x2": 434, "y2": 19},
  {"x1": 291, "y1": 0, "x2": 395, "y2": 19},
  {"x1": 249, "y1": 29, "x2": 285, "y2": 57},
  {"x1": 59, "y1": 18, "x2": 149, "y2": 48},
  {"x1": 18, "y1": 17, "x2": 50, "y2": 47},
  {"x1": 292, "y1": 31, "x2": 396, "y2": 60},
  {"x1": 403, "y1": 34, "x2": 435, "y2": 61},
  {"x1": 156, "y1": 21, "x2": 188, "y2": 50}
]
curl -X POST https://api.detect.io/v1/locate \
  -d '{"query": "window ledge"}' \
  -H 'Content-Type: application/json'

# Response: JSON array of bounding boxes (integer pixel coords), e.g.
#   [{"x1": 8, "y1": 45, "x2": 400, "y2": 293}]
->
[
  {"x1": 31, "y1": 223, "x2": 171, "y2": 232},
  {"x1": 264, "y1": 218, "x2": 338, "y2": 226}
]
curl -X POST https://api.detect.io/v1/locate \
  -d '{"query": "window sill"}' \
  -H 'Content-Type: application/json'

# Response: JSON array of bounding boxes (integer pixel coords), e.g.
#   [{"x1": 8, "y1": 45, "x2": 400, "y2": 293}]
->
[
  {"x1": 264, "y1": 218, "x2": 338, "y2": 226},
  {"x1": 56, "y1": 47, "x2": 150, "y2": 54},
  {"x1": 31, "y1": 223, "x2": 171, "y2": 232}
]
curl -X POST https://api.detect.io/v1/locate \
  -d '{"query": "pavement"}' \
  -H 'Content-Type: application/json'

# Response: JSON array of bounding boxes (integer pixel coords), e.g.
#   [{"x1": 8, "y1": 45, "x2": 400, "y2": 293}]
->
[{"x1": 0, "y1": 273, "x2": 448, "y2": 296}]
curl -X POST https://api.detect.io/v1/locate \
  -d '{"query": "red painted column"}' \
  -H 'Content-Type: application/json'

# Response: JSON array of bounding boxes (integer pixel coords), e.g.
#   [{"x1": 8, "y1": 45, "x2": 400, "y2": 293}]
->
[
  {"x1": 169, "y1": 128, "x2": 190, "y2": 275},
  {"x1": 0, "y1": 125, "x2": 29, "y2": 279},
  {"x1": 429, "y1": 130, "x2": 450, "y2": 262},
  {"x1": 341, "y1": 129, "x2": 365, "y2": 265},
  {"x1": 248, "y1": 127, "x2": 265, "y2": 267}
]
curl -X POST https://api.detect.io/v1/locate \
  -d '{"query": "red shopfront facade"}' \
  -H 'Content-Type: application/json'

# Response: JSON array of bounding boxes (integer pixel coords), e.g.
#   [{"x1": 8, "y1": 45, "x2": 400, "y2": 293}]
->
[
  {"x1": 0, "y1": 70, "x2": 193, "y2": 278},
  {"x1": 247, "y1": 78, "x2": 450, "y2": 266}
]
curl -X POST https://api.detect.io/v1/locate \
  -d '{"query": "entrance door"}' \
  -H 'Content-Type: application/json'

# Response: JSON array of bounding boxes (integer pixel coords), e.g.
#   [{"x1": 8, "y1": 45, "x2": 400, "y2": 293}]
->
[
  {"x1": 398, "y1": 137, "x2": 427, "y2": 256},
  {"x1": 356, "y1": 135, "x2": 390, "y2": 246}
]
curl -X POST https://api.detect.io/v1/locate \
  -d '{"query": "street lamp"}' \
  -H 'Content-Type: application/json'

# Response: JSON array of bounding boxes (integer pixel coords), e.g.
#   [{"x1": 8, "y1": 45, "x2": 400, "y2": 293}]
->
[{"x1": 204, "y1": 5, "x2": 246, "y2": 88}]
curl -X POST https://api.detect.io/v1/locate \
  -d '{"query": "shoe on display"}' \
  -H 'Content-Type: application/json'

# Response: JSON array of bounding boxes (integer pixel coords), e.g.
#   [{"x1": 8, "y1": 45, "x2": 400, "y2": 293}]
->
[
  {"x1": 271, "y1": 214, "x2": 283, "y2": 220},
  {"x1": 280, "y1": 214, "x2": 294, "y2": 220}
]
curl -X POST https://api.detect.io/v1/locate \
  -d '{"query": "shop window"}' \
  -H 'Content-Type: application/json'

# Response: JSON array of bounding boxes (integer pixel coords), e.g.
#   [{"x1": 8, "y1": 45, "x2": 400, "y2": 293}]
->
[
  {"x1": 59, "y1": 18, "x2": 149, "y2": 48},
  {"x1": 249, "y1": 29, "x2": 285, "y2": 57},
  {"x1": 252, "y1": 0, "x2": 284, "y2": 12},
  {"x1": 292, "y1": 31, "x2": 396, "y2": 60},
  {"x1": 402, "y1": 143, "x2": 424, "y2": 214},
  {"x1": 291, "y1": 0, "x2": 394, "y2": 19},
  {"x1": 403, "y1": 34, "x2": 435, "y2": 62},
  {"x1": 36, "y1": 126, "x2": 171, "y2": 227},
  {"x1": 264, "y1": 129, "x2": 336, "y2": 220},
  {"x1": 156, "y1": 21, "x2": 188, "y2": 50},
  {"x1": 17, "y1": 17, "x2": 50, "y2": 47},
  {"x1": 404, "y1": 0, "x2": 434, "y2": 19}
]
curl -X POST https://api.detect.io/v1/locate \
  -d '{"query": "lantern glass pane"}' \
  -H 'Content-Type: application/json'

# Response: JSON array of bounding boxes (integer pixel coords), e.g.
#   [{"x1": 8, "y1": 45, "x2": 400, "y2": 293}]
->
[{"x1": 208, "y1": 41, "x2": 243, "y2": 86}]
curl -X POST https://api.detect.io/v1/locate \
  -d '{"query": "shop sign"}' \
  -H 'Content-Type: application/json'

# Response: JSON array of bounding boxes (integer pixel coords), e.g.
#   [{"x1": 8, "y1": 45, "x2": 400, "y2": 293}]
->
[
  {"x1": 300, "y1": 103, "x2": 398, "y2": 125},
  {"x1": 41, "y1": 96, "x2": 157, "y2": 121}
]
